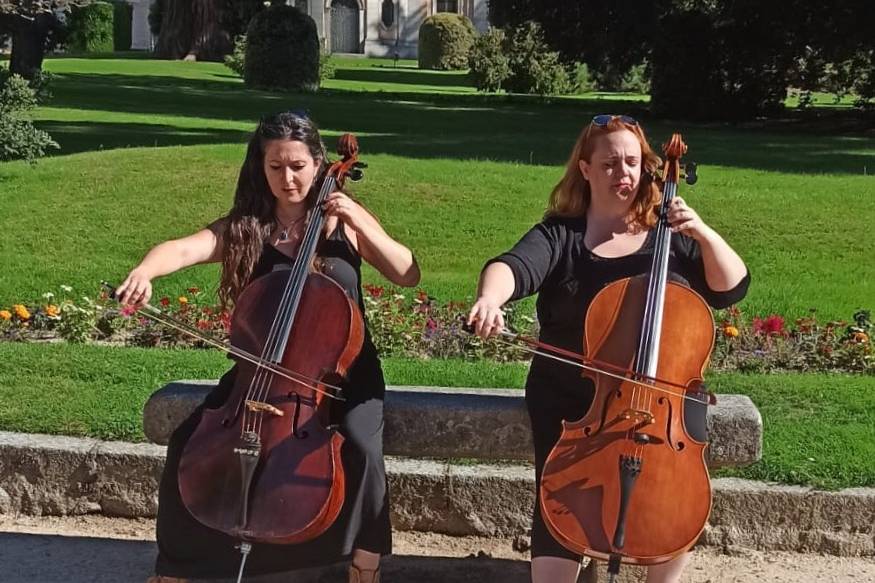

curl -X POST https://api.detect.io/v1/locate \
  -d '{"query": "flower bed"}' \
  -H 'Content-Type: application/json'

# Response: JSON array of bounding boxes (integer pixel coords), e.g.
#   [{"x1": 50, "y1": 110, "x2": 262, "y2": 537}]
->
[{"x1": 1, "y1": 284, "x2": 871, "y2": 374}]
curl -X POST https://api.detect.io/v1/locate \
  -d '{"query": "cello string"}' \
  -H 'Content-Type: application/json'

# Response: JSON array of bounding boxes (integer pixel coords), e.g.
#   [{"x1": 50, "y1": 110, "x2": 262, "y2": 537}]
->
[
  {"x1": 250, "y1": 171, "x2": 336, "y2": 436},
  {"x1": 639, "y1": 176, "x2": 676, "y2": 419},
  {"x1": 248, "y1": 159, "x2": 342, "y2": 434}
]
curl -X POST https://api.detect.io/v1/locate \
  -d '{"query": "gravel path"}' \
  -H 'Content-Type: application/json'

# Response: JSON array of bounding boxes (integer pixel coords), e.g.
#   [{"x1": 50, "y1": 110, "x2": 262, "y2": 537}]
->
[{"x1": 1, "y1": 516, "x2": 872, "y2": 582}]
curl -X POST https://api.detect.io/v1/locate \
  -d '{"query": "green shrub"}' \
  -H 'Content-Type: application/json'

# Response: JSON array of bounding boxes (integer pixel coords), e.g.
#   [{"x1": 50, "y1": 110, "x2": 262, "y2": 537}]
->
[
  {"x1": 0, "y1": 71, "x2": 59, "y2": 163},
  {"x1": 224, "y1": 34, "x2": 247, "y2": 77},
  {"x1": 418, "y1": 13, "x2": 476, "y2": 71},
  {"x1": 619, "y1": 61, "x2": 650, "y2": 94},
  {"x1": 572, "y1": 61, "x2": 596, "y2": 93},
  {"x1": 504, "y1": 22, "x2": 571, "y2": 96},
  {"x1": 468, "y1": 27, "x2": 510, "y2": 92},
  {"x1": 112, "y1": 1, "x2": 133, "y2": 51},
  {"x1": 67, "y1": 1, "x2": 115, "y2": 54},
  {"x1": 319, "y1": 51, "x2": 337, "y2": 83},
  {"x1": 244, "y1": 5, "x2": 320, "y2": 92}
]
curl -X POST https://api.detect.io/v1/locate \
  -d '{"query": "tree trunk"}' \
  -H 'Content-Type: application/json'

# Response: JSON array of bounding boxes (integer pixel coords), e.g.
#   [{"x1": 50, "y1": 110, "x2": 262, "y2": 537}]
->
[
  {"x1": 9, "y1": 13, "x2": 53, "y2": 79},
  {"x1": 155, "y1": 0, "x2": 230, "y2": 61},
  {"x1": 155, "y1": 0, "x2": 192, "y2": 59},
  {"x1": 190, "y1": 0, "x2": 231, "y2": 60}
]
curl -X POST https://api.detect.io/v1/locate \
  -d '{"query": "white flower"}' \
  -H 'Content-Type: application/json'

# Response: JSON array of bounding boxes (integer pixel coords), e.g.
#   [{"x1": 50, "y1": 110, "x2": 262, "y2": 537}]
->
[
  {"x1": 60, "y1": 285, "x2": 73, "y2": 293},
  {"x1": 42, "y1": 292, "x2": 55, "y2": 300},
  {"x1": 393, "y1": 294, "x2": 405, "y2": 301}
]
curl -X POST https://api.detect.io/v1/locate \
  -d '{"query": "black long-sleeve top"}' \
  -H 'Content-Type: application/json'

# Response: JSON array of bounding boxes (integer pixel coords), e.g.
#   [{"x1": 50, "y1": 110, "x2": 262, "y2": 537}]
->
[{"x1": 489, "y1": 215, "x2": 750, "y2": 397}]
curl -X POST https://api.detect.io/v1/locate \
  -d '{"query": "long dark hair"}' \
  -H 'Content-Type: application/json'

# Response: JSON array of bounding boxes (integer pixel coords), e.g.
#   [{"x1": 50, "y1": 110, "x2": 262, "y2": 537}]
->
[{"x1": 218, "y1": 111, "x2": 327, "y2": 311}]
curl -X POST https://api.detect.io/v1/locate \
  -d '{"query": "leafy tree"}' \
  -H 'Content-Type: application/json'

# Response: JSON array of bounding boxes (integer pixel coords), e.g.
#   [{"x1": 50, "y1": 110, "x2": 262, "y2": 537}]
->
[
  {"x1": 0, "y1": 0, "x2": 88, "y2": 79},
  {"x1": 487, "y1": 0, "x2": 874, "y2": 117}
]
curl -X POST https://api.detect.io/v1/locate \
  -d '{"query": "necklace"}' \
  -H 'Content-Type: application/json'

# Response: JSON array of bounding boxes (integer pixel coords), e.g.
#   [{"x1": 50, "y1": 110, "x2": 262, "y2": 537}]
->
[{"x1": 276, "y1": 213, "x2": 307, "y2": 242}]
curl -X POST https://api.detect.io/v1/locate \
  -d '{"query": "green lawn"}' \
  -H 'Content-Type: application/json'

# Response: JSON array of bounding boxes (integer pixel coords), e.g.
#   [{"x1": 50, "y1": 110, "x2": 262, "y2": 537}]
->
[
  {"x1": 1, "y1": 342, "x2": 871, "y2": 490},
  {"x1": 1, "y1": 56, "x2": 873, "y2": 320},
  {"x1": 1, "y1": 55, "x2": 873, "y2": 490}
]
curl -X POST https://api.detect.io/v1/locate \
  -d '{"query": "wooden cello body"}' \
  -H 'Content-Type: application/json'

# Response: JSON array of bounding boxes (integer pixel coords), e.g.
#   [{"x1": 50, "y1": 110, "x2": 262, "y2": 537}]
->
[
  {"x1": 177, "y1": 271, "x2": 362, "y2": 543},
  {"x1": 539, "y1": 134, "x2": 715, "y2": 570},
  {"x1": 176, "y1": 134, "x2": 367, "y2": 546}
]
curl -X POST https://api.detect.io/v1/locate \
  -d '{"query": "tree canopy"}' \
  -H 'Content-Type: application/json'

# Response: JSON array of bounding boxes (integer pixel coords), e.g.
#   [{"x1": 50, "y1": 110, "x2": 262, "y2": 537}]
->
[{"x1": 488, "y1": 0, "x2": 874, "y2": 117}]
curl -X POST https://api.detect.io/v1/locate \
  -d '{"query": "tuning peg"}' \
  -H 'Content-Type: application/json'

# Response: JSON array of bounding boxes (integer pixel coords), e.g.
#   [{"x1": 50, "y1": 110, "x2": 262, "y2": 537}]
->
[
  {"x1": 684, "y1": 162, "x2": 698, "y2": 185},
  {"x1": 348, "y1": 168, "x2": 364, "y2": 181},
  {"x1": 353, "y1": 161, "x2": 368, "y2": 169}
]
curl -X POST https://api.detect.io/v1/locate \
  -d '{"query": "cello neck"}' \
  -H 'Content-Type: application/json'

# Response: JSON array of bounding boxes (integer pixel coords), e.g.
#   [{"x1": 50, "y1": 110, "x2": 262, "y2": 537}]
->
[
  {"x1": 264, "y1": 172, "x2": 336, "y2": 363},
  {"x1": 634, "y1": 134, "x2": 685, "y2": 378}
]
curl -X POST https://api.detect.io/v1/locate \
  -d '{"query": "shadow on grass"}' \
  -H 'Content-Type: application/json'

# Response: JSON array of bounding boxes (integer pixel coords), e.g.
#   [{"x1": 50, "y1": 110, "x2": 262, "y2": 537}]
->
[
  {"x1": 40, "y1": 72, "x2": 875, "y2": 173},
  {"x1": 48, "y1": 51, "x2": 155, "y2": 61},
  {"x1": 36, "y1": 120, "x2": 251, "y2": 155},
  {"x1": 333, "y1": 67, "x2": 473, "y2": 88}
]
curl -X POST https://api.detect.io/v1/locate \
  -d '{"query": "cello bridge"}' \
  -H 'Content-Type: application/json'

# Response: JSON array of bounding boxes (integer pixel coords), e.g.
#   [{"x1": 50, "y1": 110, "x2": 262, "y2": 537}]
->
[
  {"x1": 245, "y1": 400, "x2": 284, "y2": 417},
  {"x1": 618, "y1": 408, "x2": 655, "y2": 424}
]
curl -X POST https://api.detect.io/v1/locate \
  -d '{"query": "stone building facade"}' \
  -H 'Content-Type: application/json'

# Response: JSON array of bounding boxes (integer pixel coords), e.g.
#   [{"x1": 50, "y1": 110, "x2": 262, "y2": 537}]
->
[{"x1": 126, "y1": 0, "x2": 489, "y2": 58}]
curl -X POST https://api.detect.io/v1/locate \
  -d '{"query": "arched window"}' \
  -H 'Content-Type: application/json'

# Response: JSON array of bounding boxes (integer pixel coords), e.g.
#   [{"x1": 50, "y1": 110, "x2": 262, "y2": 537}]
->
[
  {"x1": 381, "y1": 0, "x2": 395, "y2": 27},
  {"x1": 436, "y1": 0, "x2": 458, "y2": 13}
]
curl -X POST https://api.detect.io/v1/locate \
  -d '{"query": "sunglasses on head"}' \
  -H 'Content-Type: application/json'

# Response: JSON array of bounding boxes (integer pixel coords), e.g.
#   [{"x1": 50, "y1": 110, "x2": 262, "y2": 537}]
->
[{"x1": 591, "y1": 114, "x2": 638, "y2": 127}]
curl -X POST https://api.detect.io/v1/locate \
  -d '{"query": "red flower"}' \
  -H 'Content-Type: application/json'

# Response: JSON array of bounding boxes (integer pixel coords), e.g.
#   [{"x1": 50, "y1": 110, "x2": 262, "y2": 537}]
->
[
  {"x1": 416, "y1": 289, "x2": 429, "y2": 303},
  {"x1": 426, "y1": 317, "x2": 438, "y2": 331},
  {"x1": 363, "y1": 284, "x2": 384, "y2": 299},
  {"x1": 753, "y1": 314, "x2": 785, "y2": 336},
  {"x1": 187, "y1": 286, "x2": 201, "y2": 295},
  {"x1": 159, "y1": 297, "x2": 171, "y2": 307},
  {"x1": 196, "y1": 319, "x2": 210, "y2": 330},
  {"x1": 219, "y1": 311, "x2": 232, "y2": 333}
]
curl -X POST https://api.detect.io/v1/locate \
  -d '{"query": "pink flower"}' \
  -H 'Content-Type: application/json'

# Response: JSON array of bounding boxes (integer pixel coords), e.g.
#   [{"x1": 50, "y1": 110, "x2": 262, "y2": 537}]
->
[{"x1": 120, "y1": 305, "x2": 137, "y2": 318}]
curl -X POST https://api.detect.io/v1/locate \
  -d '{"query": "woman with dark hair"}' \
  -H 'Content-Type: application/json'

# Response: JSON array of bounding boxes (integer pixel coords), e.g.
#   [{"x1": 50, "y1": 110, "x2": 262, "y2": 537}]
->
[
  {"x1": 117, "y1": 111, "x2": 419, "y2": 583},
  {"x1": 468, "y1": 115, "x2": 749, "y2": 583}
]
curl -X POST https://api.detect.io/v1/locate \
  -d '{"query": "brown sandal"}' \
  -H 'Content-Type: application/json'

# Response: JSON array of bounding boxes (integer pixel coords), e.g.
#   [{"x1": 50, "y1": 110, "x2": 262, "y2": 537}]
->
[{"x1": 348, "y1": 564, "x2": 381, "y2": 583}]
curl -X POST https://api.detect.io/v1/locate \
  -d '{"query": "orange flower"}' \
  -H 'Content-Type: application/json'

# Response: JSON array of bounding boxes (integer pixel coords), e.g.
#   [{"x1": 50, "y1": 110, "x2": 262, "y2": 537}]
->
[
  {"x1": 13, "y1": 304, "x2": 30, "y2": 321},
  {"x1": 178, "y1": 296, "x2": 189, "y2": 305},
  {"x1": 723, "y1": 325, "x2": 739, "y2": 338},
  {"x1": 45, "y1": 304, "x2": 60, "y2": 318},
  {"x1": 852, "y1": 332, "x2": 869, "y2": 344},
  {"x1": 0, "y1": 310, "x2": 11, "y2": 321}
]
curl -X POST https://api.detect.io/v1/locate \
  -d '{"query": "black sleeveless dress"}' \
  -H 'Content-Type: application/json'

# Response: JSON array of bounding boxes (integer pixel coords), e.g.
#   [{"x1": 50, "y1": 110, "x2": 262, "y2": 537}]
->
[{"x1": 154, "y1": 226, "x2": 392, "y2": 579}]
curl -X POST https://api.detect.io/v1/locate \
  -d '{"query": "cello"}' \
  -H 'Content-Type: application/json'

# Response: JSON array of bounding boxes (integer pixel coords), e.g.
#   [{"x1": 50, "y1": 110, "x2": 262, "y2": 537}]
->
[
  {"x1": 160, "y1": 134, "x2": 367, "y2": 579},
  {"x1": 537, "y1": 133, "x2": 714, "y2": 580}
]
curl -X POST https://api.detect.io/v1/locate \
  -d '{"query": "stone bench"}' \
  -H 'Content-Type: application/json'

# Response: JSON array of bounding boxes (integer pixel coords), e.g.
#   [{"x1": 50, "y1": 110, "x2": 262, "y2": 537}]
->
[
  {"x1": 2, "y1": 431, "x2": 870, "y2": 557},
  {"x1": 144, "y1": 381, "x2": 762, "y2": 468}
]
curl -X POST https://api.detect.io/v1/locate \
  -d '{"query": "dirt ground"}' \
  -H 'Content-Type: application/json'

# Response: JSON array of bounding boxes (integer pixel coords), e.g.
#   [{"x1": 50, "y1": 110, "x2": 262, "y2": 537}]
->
[{"x1": 1, "y1": 515, "x2": 873, "y2": 583}]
